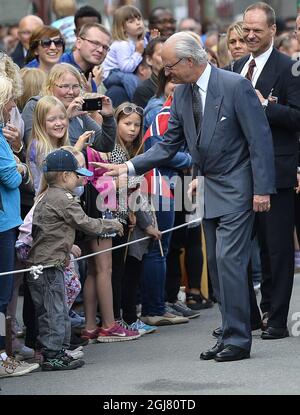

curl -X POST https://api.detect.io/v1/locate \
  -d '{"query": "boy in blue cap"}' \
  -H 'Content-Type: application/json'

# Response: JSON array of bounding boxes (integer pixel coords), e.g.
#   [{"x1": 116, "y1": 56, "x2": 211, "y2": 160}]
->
[{"x1": 27, "y1": 149, "x2": 123, "y2": 371}]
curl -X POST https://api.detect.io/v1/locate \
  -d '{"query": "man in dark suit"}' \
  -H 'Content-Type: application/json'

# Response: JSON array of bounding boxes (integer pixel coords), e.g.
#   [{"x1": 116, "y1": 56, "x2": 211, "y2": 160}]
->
[
  {"x1": 232, "y1": 2, "x2": 300, "y2": 340},
  {"x1": 10, "y1": 15, "x2": 43, "y2": 68},
  {"x1": 93, "y1": 32, "x2": 276, "y2": 361}
]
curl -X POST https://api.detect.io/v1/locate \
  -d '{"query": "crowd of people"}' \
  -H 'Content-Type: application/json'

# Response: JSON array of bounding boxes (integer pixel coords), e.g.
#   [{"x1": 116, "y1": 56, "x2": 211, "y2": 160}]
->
[{"x1": 0, "y1": 0, "x2": 300, "y2": 378}]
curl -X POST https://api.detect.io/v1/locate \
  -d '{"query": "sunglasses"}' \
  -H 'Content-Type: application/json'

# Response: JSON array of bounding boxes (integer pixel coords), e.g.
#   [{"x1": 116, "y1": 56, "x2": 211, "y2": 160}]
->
[
  {"x1": 39, "y1": 38, "x2": 65, "y2": 48},
  {"x1": 121, "y1": 105, "x2": 144, "y2": 116}
]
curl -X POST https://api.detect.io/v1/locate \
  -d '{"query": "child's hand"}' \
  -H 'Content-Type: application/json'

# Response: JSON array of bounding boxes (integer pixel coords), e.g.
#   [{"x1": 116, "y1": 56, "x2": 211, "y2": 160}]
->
[
  {"x1": 145, "y1": 225, "x2": 161, "y2": 240},
  {"x1": 74, "y1": 130, "x2": 95, "y2": 150},
  {"x1": 66, "y1": 97, "x2": 87, "y2": 119},
  {"x1": 81, "y1": 72, "x2": 93, "y2": 93},
  {"x1": 71, "y1": 245, "x2": 82, "y2": 258},
  {"x1": 150, "y1": 28, "x2": 160, "y2": 39},
  {"x1": 128, "y1": 212, "x2": 136, "y2": 230},
  {"x1": 92, "y1": 65, "x2": 104, "y2": 87},
  {"x1": 135, "y1": 38, "x2": 144, "y2": 54},
  {"x1": 101, "y1": 219, "x2": 124, "y2": 237},
  {"x1": 188, "y1": 178, "x2": 198, "y2": 202}
]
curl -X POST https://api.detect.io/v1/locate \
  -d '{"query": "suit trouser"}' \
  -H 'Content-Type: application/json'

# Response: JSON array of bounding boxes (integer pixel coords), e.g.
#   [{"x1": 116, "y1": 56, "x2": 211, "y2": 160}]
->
[
  {"x1": 203, "y1": 209, "x2": 254, "y2": 351},
  {"x1": 257, "y1": 188, "x2": 295, "y2": 328}
]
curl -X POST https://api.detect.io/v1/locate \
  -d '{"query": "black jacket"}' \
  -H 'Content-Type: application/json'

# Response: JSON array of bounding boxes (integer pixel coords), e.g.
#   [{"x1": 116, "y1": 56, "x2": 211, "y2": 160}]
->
[{"x1": 233, "y1": 48, "x2": 300, "y2": 188}]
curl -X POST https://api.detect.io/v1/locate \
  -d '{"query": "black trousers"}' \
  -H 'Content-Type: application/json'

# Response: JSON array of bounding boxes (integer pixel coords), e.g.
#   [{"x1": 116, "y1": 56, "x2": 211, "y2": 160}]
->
[{"x1": 255, "y1": 188, "x2": 295, "y2": 328}]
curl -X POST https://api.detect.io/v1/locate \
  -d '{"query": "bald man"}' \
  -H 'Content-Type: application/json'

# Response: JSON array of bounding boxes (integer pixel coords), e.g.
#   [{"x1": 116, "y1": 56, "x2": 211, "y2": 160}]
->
[{"x1": 10, "y1": 15, "x2": 44, "y2": 68}]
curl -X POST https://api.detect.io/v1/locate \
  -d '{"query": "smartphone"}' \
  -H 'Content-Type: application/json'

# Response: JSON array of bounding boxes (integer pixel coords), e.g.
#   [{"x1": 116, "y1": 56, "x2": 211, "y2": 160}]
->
[
  {"x1": 88, "y1": 131, "x2": 95, "y2": 146},
  {"x1": 82, "y1": 97, "x2": 102, "y2": 111}
]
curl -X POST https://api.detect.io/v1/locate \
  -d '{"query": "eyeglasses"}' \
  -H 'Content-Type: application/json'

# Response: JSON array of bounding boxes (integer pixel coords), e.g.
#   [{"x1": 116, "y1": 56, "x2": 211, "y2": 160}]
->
[
  {"x1": 164, "y1": 58, "x2": 184, "y2": 71},
  {"x1": 39, "y1": 38, "x2": 65, "y2": 48},
  {"x1": 54, "y1": 84, "x2": 81, "y2": 91},
  {"x1": 80, "y1": 37, "x2": 110, "y2": 52},
  {"x1": 121, "y1": 105, "x2": 144, "y2": 116}
]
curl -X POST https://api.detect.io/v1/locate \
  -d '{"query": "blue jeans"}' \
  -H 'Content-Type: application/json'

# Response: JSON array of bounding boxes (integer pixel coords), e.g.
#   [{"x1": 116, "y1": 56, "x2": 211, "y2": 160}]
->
[
  {"x1": 104, "y1": 70, "x2": 140, "y2": 100},
  {"x1": 0, "y1": 228, "x2": 17, "y2": 349},
  {"x1": 27, "y1": 267, "x2": 71, "y2": 357},
  {"x1": 141, "y1": 198, "x2": 175, "y2": 316}
]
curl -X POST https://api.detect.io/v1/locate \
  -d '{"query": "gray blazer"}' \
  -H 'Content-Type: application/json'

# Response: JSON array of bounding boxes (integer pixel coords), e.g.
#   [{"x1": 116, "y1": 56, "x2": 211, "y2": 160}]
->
[{"x1": 131, "y1": 65, "x2": 276, "y2": 219}]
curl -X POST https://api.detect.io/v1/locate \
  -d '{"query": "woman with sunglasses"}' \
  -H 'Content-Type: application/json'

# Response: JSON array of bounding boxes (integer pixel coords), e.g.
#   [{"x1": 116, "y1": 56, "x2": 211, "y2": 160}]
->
[{"x1": 25, "y1": 26, "x2": 65, "y2": 73}]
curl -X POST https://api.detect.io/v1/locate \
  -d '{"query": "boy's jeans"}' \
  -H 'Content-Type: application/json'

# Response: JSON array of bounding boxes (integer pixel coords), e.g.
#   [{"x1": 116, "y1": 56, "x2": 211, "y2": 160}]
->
[{"x1": 27, "y1": 267, "x2": 71, "y2": 358}]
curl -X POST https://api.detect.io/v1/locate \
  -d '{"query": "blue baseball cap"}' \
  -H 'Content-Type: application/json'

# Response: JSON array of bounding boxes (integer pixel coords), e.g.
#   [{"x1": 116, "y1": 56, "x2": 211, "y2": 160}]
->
[{"x1": 43, "y1": 149, "x2": 93, "y2": 177}]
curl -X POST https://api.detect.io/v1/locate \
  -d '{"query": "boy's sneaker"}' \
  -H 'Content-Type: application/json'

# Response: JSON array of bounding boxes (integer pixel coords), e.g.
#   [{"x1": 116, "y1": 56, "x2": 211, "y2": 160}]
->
[
  {"x1": 81, "y1": 327, "x2": 101, "y2": 344},
  {"x1": 169, "y1": 301, "x2": 201, "y2": 319},
  {"x1": 0, "y1": 356, "x2": 39, "y2": 378},
  {"x1": 128, "y1": 319, "x2": 157, "y2": 335},
  {"x1": 42, "y1": 351, "x2": 84, "y2": 371},
  {"x1": 97, "y1": 322, "x2": 141, "y2": 343},
  {"x1": 65, "y1": 347, "x2": 84, "y2": 360}
]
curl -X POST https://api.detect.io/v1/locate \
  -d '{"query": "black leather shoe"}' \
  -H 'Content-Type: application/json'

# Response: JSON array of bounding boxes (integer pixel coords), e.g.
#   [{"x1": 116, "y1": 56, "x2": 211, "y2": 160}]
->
[
  {"x1": 261, "y1": 326, "x2": 289, "y2": 340},
  {"x1": 200, "y1": 342, "x2": 224, "y2": 360},
  {"x1": 214, "y1": 345, "x2": 250, "y2": 362},
  {"x1": 212, "y1": 326, "x2": 222, "y2": 338}
]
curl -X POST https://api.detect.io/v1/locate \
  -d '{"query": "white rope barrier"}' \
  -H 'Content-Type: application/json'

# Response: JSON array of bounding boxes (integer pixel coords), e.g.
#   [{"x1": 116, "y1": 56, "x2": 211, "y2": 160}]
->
[{"x1": 0, "y1": 217, "x2": 202, "y2": 278}]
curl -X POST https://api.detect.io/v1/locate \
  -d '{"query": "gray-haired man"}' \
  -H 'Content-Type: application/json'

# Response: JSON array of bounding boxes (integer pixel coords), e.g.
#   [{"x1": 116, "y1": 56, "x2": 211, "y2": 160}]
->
[{"x1": 93, "y1": 32, "x2": 276, "y2": 362}]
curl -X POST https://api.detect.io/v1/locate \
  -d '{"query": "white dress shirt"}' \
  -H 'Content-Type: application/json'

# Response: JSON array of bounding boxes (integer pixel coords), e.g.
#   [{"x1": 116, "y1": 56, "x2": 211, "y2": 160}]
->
[
  {"x1": 195, "y1": 62, "x2": 212, "y2": 113},
  {"x1": 240, "y1": 42, "x2": 273, "y2": 87}
]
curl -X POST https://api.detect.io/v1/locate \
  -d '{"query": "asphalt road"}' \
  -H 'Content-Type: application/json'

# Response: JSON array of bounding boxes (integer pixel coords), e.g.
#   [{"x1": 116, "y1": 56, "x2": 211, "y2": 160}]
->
[{"x1": 1, "y1": 275, "x2": 300, "y2": 396}]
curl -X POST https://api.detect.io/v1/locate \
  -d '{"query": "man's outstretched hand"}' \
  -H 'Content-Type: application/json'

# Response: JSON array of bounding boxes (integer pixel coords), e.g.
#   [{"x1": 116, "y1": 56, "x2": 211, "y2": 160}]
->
[{"x1": 89, "y1": 162, "x2": 128, "y2": 177}]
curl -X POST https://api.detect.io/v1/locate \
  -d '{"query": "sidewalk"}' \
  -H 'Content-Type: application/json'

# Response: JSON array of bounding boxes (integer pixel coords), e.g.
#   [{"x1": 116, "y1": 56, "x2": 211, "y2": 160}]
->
[{"x1": 1, "y1": 275, "x2": 300, "y2": 395}]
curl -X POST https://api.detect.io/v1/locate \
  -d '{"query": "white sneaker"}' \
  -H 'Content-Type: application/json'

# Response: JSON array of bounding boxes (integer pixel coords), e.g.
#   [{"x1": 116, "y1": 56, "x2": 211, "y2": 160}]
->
[
  {"x1": 65, "y1": 348, "x2": 84, "y2": 360},
  {"x1": 0, "y1": 356, "x2": 39, "y2": 378},
  {"x1": 14, "y1": 345, "x2": 35, "y2": 361}
]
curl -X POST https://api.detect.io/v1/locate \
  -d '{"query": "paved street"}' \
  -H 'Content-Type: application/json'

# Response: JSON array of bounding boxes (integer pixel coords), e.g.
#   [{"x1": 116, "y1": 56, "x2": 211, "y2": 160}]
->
[{"x1": 1, "y1": 275, "x2": 300, "y2": 396}]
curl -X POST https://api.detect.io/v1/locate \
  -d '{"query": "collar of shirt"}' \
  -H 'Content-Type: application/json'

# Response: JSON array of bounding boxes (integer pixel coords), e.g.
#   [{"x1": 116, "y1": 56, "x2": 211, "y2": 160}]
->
[
  {"x1": 195, "y1": 63, "x2": 211, "y2": 112},
  {"x1": 241, "y1": 42, "x2": 273, "y2": 86}
]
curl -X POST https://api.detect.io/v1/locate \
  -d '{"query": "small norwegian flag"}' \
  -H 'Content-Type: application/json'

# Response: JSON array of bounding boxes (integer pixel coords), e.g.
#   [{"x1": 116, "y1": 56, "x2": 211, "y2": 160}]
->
[{"x1": 141, "y1": 96, "x2": 173, "y2": 199}]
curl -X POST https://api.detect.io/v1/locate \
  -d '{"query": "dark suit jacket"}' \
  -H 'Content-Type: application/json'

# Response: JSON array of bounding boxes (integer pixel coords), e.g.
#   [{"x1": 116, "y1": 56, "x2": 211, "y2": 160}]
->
[
  {"x1": 131, "y1": 65, "x2": 276, "y2": 219},
  {"x1": 233, "y1": 49, "x2": 300, "y2": 189},
  {"x1": 10, "y1": 42, "x2": 26, "y2": 69}
]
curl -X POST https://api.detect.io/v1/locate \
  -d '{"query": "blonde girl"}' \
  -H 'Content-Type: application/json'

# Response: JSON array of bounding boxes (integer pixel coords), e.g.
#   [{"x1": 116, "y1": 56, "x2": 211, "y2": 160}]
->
[
  {"x1": 27, "y1": 95, "x2": 70, "y2": 194},
  {"x1": 102, "y1": 5, "x2": 147, "y2": 100}
]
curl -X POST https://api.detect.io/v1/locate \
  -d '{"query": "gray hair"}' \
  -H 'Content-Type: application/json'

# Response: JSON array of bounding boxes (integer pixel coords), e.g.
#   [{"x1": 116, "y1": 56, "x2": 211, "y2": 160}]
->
[{"x1": 168, "y1": 32, "x2": 207, "y2": 65}]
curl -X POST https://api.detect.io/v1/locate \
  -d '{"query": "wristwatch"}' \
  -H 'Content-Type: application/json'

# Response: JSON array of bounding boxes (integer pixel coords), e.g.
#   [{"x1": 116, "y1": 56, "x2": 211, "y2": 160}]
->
[
  {"x1": 297, "y1": 167, "x2": 300, "y2": 174},
  {"x1": 262, "y1": 99, "x2": 269, "y2": 109}
]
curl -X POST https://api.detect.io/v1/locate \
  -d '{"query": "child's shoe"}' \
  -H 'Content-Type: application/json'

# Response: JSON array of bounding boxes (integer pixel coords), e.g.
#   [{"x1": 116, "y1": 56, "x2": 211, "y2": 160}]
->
[
  {"x1": 0, "y1": 355, "x2": 39, "y2": 378},
  {"x1": 97, "y1": 322, "x2": 141, "y2": 343},
  {"x1": 42, "y1": 351, "x2": 84, "y2": 371},
  {"x1": 81, "y1": 327, "x2": 101, "y2": 344}
]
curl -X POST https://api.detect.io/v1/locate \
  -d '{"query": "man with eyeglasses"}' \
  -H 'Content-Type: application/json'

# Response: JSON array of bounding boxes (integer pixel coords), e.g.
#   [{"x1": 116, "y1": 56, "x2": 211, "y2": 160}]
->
[
  {"x1": 61, "y1": 22, "x2": 111, "y2": 92},
  {"x1": 10, "y1": 15, "x2": 43, "y2": 68},
  {"x1": 95, "y1": 31, "x2": 276, "y2": 362}
]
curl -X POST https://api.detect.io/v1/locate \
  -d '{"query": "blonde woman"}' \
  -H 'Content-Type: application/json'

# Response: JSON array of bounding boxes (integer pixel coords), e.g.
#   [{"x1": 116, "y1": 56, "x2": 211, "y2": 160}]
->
[
  {"x1": 22, "y1": 63, "x2": 116, "y2": 151},
  {"x1": 226, "y1": 22, "x2": 249, "y2": 65}
]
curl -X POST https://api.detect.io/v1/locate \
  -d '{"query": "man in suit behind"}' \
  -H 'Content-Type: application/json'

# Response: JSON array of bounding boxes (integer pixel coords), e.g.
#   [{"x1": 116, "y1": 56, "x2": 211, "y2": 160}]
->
[
  {"x1": 10, "y1": 15, "x2": 43, "y2": 68},
  {"x1": 233, "y1": 2, "x2": 300, "y2": 340},
  {"x1": 95, "y1": 32, "x2": 276, "y2": 361}
]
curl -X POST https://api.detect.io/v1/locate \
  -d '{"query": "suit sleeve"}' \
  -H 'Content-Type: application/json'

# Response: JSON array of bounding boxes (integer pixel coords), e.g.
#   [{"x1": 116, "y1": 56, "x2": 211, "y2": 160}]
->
[
  {"x1": 265, "y1": 63, "x2": 300, "y2": 131},
  {"x1": 131, "y1": 91, "x2": 186, "y2": 175},
  {"x1": 234, "y1": 78, "x2": 276, "y2": 195}
]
